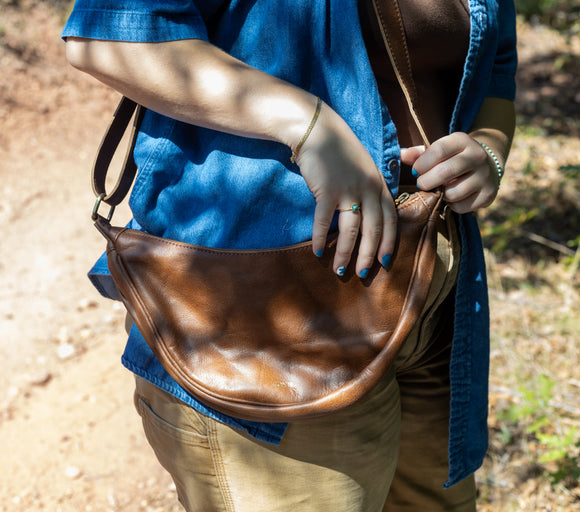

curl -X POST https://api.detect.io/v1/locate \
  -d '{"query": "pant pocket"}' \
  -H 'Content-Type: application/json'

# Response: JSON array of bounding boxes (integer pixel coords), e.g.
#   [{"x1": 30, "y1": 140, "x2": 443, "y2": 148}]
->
[
  {"x1": 137, "y1": 395, "x2": 208, "y2": 446},
  {"x1": 134, "y1": 382, "x2": 228, "y2": 512}
]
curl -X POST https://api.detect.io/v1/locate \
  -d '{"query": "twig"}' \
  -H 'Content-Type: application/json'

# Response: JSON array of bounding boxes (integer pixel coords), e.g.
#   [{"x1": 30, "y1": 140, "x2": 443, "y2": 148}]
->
[
  {"x1": 489, "y1": 385, "x2": 580, "y2": 416},
  {"x1": 519, "y1": 229, "x2": 576, "y2": 256},
  {"x1": 567, "y1": 243, "x2": 580, "y2": 283},
  {"x1": 550, "y1": 401, "x2": 580, "y2": 417}
]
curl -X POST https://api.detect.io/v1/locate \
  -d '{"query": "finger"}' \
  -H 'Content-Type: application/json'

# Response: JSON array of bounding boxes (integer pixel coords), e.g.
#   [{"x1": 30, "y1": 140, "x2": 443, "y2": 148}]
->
[
  {"x1": 417, "y1": 155, "x2": 468, "y2": 192},
  {"x1": 447, "y1": 190, "x2": 480, "y2": 214},
  {"x1": 311, "y1": 196, "x2": 337, "y2": 257},
  {"x1": 445, "y1": 168, "x2": 499, "y2": 213},
  {"x1": 333, "y1": 204, "x2": 362, "y2": 275},
  {"x1": 441, "y1": 171, "x2": 477, "y2": 204},
  {"x1": 354, "y1": 197, "x2": 383, "y2": 277},
  {"x1": 400, "y1": 145, "x2": 426, "y2": 168},
  {"x1": 377, "y1": 191, "x2": 397, "y2": 267},
  {"x1": 418, "y1": 141, "x2": 486, "y2": 191},
  {"x1": 413, "y1": 134, "x2": 468, "y2": 173}
]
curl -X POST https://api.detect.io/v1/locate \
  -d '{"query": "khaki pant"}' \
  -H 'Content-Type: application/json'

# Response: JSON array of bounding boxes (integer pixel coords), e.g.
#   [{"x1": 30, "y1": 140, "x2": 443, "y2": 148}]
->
[{"x1": 133, "y1": 214, "x2": 477, "y2": 511}]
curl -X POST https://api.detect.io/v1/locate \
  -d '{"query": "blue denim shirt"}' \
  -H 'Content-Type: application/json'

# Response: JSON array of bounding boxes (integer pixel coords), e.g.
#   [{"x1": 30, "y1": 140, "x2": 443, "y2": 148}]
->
[{"x1": 63, "y1": 0, "x2": 517, "y2": 487}]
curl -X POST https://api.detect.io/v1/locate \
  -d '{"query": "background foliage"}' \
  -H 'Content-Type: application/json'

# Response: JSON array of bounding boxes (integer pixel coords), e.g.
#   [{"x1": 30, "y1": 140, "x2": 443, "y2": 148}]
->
[
  {"x1": 515, "y1": 0, "x2": 580, "y2": 29},
  {"x1": 476, "y1": 1, "x2": 580, "y2": 510}
]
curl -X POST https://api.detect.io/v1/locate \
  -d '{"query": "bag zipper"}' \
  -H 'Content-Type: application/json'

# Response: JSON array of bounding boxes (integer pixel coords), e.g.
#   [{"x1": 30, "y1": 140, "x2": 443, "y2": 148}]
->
[{"x1": 395, "y1": 192, "x2": 410, "y2": 206}]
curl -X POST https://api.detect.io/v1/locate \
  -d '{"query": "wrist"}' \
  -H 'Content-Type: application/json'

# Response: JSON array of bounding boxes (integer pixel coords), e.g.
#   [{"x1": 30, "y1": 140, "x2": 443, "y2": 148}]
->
[
  {"x1": 290, "y1": 97, "x2": 322, "y2": 163},
  {"x1": 469, "y1": 127, "x2": 510, "y2": 187},
  {"x1": 256, "y1": 89, "x2": 322, "y2": 150},
  {"x1": 474, "y1": 139, "x2": 505, "y2": 187}
]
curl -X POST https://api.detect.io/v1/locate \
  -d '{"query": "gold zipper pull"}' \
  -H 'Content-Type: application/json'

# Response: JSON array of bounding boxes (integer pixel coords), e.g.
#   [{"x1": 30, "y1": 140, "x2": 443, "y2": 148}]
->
[{"x1": 395, "y1": 192, "x2": 410, "y2": 206}]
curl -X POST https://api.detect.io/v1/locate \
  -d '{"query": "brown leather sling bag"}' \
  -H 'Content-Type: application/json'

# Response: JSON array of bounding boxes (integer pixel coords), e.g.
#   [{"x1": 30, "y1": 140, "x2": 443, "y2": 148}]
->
[{"x1": 90, "y1": 0, "x2": 444, "y2": 421}]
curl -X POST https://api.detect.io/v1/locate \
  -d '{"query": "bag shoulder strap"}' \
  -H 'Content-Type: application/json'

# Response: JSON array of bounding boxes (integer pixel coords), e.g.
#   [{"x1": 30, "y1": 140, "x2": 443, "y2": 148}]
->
[
  {"x1": 91, "y1": 0, "x2": 431, "y2": 217},
  {"x1": 371, "y1": 0, "x2": 430, "y2": 147},
  {"x1": 91, "y1": 96, "x2": 142, "y2": 215}
]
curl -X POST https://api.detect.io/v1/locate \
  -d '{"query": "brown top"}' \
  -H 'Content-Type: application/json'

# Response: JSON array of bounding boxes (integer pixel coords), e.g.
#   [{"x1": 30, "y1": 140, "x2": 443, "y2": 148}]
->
[{"x1": 359, "y1": 0, "x2": 470, "y2": 151}]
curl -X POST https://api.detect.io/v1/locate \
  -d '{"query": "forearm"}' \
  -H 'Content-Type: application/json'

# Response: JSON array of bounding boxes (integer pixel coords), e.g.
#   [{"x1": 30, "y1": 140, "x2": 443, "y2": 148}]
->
[
  {"x1": 468, "y1": 97, "x2": 516, "y2": 171},
  {"x1": 65, "y1": 37, "x2": 397, "y2": 274},
  {"x1": 65, "y1": 37, "x2": 316, "y2": 149}
]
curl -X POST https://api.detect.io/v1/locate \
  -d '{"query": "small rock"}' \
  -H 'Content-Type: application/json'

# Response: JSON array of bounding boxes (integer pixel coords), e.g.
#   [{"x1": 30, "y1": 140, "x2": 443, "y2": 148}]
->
[
  {"x1": 78, "y1": 298, "x2": 98, "y2": 311},
  {"x1": 107, "y1": 491, "x2": 117, "y2": 507},
  {"x1": 65, "y1": 466, "x2": 82, "y2": 479},
  {"x1": 57, "y1": 344, "x2": 76, "y2": 360},
  {"x1": 56, "y1": 326, "x2": 70, "y2": 344},
  {"x1": 28, "y1": 371, "x2": 52, "y2": 387},
  {"x1": 102, "y1": 314, "x2": 116, "y2": 325},
  {"x1": 79, "y1": 328, "x2": 93, "y2": 340}
]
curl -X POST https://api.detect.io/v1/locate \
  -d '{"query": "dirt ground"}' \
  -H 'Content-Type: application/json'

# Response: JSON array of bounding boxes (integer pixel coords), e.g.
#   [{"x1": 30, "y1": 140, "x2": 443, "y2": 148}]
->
[
  {"x1": 0, "y1": 4, "x2": 178, "y2": 511},
  {"x1": 0, "y1": 3, "x2": 578, "y2": 511}
]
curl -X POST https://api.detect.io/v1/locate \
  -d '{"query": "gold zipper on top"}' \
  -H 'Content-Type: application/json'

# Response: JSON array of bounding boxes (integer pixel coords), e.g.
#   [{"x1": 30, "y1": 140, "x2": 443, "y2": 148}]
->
[{"x1": 395, "y1": 192, "x2": 410, "y2": 206}]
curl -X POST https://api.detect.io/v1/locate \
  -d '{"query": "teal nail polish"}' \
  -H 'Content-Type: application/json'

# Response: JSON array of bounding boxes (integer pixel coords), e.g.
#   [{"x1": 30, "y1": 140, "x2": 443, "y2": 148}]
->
[
  {"x1": 411, "y1": 168, "x2": 419, "y2": 177},
  {"x1": 337, "y1": 266, "x2": 346, "y2": 276},
  {"x1": 316, "y1": 248, "x2": 324, "y2": 258},
  {"x1": 360, "y1": 268, "x2": 369, "y2": 278},
  {"x1": 382, "y1": 254, "x2": 392, "y2": 267},
  {"x1": 416, "y1": 182, "x2": 421, "y2": 190}
]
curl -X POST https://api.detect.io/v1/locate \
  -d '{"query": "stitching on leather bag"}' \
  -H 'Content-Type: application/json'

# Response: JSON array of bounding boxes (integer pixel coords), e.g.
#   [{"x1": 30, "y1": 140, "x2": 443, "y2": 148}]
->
[
  {"x1": 415, "y1": 192, "x2": 430, "y2": 211},
  {"x1": 122, "y1": 193, "x2": 434, "y2": 257}
]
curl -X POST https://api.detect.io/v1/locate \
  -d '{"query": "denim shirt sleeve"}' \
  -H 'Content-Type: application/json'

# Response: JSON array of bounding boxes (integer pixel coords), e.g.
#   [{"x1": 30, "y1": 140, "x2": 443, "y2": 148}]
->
[{"x1": 61, "y1": 0, "x2": 209, "y2": 42}]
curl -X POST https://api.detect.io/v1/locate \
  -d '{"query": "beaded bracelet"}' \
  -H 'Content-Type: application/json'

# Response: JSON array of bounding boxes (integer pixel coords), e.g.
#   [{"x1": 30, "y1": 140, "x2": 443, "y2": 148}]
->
[
  {"x1": 290, "y1": 97, "x2": 322, "y2": 164},
  {"x1": 475, "y1": 140, "x2": 504, "y2": 186}
]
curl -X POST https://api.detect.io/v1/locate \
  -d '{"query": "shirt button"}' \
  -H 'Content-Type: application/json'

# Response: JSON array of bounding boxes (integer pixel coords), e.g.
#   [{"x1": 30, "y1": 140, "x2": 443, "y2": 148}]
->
[{"x1": 387, "y1": 159, "x2": 399, "y2": 172}]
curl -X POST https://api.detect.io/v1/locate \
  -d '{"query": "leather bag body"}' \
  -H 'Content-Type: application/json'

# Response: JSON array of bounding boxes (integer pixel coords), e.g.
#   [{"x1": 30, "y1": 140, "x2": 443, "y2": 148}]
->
[{"x1": 95, "y1": 188, "x2": 442, "y2": 421}]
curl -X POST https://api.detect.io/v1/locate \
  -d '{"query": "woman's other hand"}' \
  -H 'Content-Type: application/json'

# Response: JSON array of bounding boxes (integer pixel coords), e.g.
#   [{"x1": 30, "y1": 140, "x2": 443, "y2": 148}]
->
[
  {"x1": 400, "y1": 132, "x2": 502, "y2": 213},
  {"x1": 401, "y1": 97, "x2": 515, "y2": 214},
  {"x1": 295, "y1": 101, "x2": 397, "y2": 277}
]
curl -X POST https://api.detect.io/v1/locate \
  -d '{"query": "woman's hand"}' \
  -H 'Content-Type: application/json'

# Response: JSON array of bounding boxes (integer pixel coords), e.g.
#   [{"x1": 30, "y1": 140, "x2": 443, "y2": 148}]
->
[
  {"x1": 402, "y1": 98, "x2": 515, "y2": 214},
  {"x1": 295, "y1": 102, "x2": 397, "y2": 277},
  {"x1": 401, "y1": 132, "x2": 502, "y2": 214}
]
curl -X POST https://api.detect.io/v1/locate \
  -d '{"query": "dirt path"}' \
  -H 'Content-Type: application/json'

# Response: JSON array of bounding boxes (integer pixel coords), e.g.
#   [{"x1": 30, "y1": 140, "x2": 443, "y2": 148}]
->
[{"x1": 0, "y1": 4, "x2": 176, "y2": 511}]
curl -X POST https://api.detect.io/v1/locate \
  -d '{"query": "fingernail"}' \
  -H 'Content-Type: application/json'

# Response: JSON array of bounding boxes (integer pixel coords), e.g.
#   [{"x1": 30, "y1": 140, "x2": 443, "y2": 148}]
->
[
  {"x1": 411, "y1": 168, "x2": 419, "y2": 177},
  {"x1": 381, "y1": 254, "x2": 391, "y2": 267},
  {"x1": 315, "y1": 248, "x2": 324, "y2": 258},
  {"x1": 337, "y1": 266, "x2": 346, "y2": 276},
  {"x1": 416, "y1": 182, "x2": 421, "y2": 190},
  {"x1": 360, "y1": 268, "x2": 369, "y2": 278}
]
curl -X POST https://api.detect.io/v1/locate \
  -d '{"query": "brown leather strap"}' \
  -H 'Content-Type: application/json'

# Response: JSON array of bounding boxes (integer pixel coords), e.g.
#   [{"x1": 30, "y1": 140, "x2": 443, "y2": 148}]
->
[
  {"x1": 91, "y1": 96, "x2": 144, "y2": 207},
  {"x1": 371, "y1": 0, "x2": 431, "y2": 147}
]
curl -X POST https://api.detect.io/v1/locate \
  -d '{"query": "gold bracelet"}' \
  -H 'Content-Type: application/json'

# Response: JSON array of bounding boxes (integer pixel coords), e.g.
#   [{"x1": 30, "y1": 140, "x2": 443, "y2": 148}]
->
[
  {"x1": 475, "y1": 140, "x2": 504, "y2": 186},
  {"x1": 290, "y1": 97, "x2": 322, "y2": 164}
]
